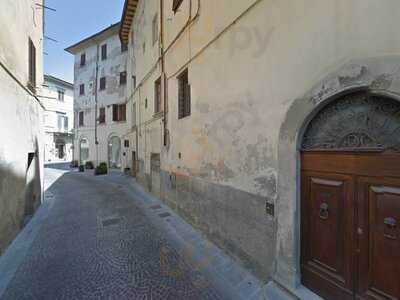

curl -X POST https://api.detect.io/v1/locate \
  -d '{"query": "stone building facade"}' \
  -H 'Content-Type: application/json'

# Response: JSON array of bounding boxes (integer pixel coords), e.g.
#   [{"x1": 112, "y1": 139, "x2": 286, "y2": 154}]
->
[
  {"x1": 121, "y1": 1, "x2": 400, "y2": 299},
  {"x1": 42, "y1": 75, "x2": 74, "y2": 163},
  {"x1": 66, "y1": 23, "x2": 130, "y2": 169},
  {"x1": 0, "y1": 0, "x2": 44, "y2": 255}
]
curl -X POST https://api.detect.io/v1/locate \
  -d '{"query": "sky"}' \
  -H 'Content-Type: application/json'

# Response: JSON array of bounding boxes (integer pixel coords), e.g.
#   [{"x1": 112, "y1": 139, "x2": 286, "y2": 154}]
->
[{"x1": 44, "y1": 0, "x2": 125, "y2": 83}]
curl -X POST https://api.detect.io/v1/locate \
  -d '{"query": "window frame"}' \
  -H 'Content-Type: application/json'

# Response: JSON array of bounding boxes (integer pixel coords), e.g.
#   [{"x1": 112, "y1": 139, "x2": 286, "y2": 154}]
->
[
  {"x1": 120, "y1": 71, "x2": 127, "y2": 85},
  {"x1": 178, "y1": 69, "x2": 191, "y2": 119},
  {"x1": 154, "y1": 77, "x2": 162, "y2": 114},
  {"x1": 99, "y1": 77, "x2": 106, "y2": 91},
  {"x1": 99, "y1": 107, "x2": 106, "y2": 124},
  {"x1": 112, "y1": 104, "x2": 126, "y2": 122},
  {"x1": 28, "y1": 38, "x2": 36, "y2": 93},
  {"x1": 57, "y1": 89, "x2": 65, "y2": 101},
  {"x1": 78, "y1": 111, "x2": 84, "y2": 127},
  {"x1": 80, "y1": 53, "x2": 86, "y2": 67},
  {"x1": 79, "y1": 84, "x2": 85, "y2": 96},
  {"x1": 101, "y1": 44, "x2": 107, "y2": 60}
]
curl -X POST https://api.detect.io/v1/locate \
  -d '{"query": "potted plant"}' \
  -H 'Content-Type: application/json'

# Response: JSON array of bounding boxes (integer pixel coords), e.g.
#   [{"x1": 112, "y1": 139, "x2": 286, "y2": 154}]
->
[
  {"x1": 85, "y1": 161, "x2": 94, "y2": 169},
  {"x1": 94, "y1": 162, "x2": 108, "y2": 176},
  {"x1": 78, "y1": 165, "x2": 85, "y2": 172}
]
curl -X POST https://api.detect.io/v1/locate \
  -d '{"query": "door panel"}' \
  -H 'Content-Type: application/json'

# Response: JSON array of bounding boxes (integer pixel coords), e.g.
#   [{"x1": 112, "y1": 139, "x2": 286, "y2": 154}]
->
[
  {"x1": 301, "y1": 171, "x2": 355, "y2": 300},
  {"x1": 357, "y1": 177, "x2": 400, "y2": 300}
]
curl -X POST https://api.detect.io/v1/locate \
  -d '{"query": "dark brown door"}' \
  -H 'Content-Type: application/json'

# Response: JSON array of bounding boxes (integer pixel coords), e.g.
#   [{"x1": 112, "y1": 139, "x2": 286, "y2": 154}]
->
[{"x1": 301, "y1": 152, "x2": 400, "y2": 300}]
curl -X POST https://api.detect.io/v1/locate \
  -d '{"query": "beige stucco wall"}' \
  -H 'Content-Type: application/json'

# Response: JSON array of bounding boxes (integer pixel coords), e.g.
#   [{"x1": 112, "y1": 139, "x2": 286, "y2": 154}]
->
[
  {"x1": 0, "y1": 0, "x2": 44, "y2": 255},
  {"x1": 125, "y1": 0, "x2": 400, "y2": 291}
]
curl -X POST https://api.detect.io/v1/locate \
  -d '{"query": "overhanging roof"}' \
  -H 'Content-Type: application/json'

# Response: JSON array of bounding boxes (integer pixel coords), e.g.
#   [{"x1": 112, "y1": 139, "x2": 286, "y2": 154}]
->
[
  {"x1": 44, "y1": 75, "x2": 73, "y2": 89},
  {"x1": 65, "y1": 23, "x2": 121, "y2": 54},
  {"x1": 120, "y1": 0, "x2": 139, "y2": 44}
]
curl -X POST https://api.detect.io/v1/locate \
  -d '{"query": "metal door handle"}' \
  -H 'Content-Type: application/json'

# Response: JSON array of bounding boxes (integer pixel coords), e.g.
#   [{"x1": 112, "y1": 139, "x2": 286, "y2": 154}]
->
[{"x1": 319, "y1": 203, "x2": 329, "y2": 220}]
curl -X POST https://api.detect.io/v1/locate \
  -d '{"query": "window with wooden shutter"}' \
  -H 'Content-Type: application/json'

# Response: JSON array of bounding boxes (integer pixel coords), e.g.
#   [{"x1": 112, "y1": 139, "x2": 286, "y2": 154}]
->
[
  {"x1": 112, "y1": 104, "x2": 126, "y2": 122},
  {"x1": 28, "y1": 38, "x2": 36, "y2": 93},
  {"x1": 100, "y1": 77, "x2": 106, "y2": 90},
  {"x1": 172, "y1": 0, "x2": 184, "y2": 13},
  {"x1": 154, "y1": 77, "x2": 162, "y2": 113},
  {"x1": 79, "y1": 111, "x2": 84, "y2": 126},
  {"x1": 99, "y1": 107, "x2": 106, "y2": 124},
  {"x1": 79, "y1": 84, "x2": 85, "y2": 95},
  {"x1": 178, "y1": 69, "x2": 190, "y2": 119},
  {"x1": 80, "y1": 53, "x2": 86, "y2": 66},
  {"x1": 120, "y1": 71, "x2": 127, "y2": 85},
  {"x1": 101, "y1": 44, "x2": 107, "y2": 60}
]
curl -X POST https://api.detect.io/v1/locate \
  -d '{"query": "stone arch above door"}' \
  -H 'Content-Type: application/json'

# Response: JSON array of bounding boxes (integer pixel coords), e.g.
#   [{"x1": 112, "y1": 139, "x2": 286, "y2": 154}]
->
[
  {"x1": 273, "y1": 55, "x2": 400, "y2": 298},
  {"x1": 302, "y1": 91, "x2": 400, "y2": 152}
]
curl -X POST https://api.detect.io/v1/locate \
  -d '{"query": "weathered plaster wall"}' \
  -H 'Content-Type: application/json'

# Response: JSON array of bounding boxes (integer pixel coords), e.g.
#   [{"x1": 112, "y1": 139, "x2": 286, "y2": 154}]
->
[
  {"x1": 0, "y1": 0, "x2": 44, "y2": 255},
  {"x1": 125, "y1": 0, "x2": 400, "y2": 288},
  {"x1": 161, "y1": 0, "x2": 400, "y2": 283},
  {"x1": 72, "y1": 31, "x2": 129, "y2": 167}
]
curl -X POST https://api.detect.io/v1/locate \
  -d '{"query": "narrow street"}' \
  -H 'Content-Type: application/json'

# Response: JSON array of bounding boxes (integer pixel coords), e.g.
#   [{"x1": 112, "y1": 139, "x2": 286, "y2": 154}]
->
[{"x1": 0, "y1": 166, "x2": 239, "y2": 300}]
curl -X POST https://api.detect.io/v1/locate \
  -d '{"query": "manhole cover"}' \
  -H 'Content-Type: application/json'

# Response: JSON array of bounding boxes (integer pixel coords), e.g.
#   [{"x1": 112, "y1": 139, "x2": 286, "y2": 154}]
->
[{"x1": 102, "y1": 218, "x2": 121, "y2": 227}]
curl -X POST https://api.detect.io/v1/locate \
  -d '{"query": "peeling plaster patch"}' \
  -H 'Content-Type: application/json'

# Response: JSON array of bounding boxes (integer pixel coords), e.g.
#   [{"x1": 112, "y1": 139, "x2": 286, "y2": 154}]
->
[
  {"x1": 199, "y1": 160, "x2": 236, "y2": 182},
  {"x1": 371, "y1": 73, "x2": 394, "y2": 90},
  {"x1": 338, "y1": 65, "x2": 368, "y2": 87},
  {"x1": 240, "y1": 135, "x2": 273, "y2": 175},
  {"x1": 254, "y1": 170, "x2": 277, "y2": 199}
]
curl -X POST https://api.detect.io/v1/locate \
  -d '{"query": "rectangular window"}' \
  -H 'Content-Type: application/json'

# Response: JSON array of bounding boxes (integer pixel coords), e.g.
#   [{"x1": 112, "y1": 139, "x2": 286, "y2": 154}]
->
[
  {"x1": 79, "y1": 84, "x2": 85, "y2": 95},
  {"x1": 172, "y1": 0, "x2": 184, "y2": 12},
  {"x1": 124, "y1": 140, "x2": 129, "y2": 148},
  {"x1": 120, "y1": 71, "x2": 127, "y2": 85},
  {"x1": 57, "y1": 89, "x2": 65, "y2": 101},
  {"x1": 80, "y1": 53, "x2": 86, "y2": 66},
  {"x1": 152, "y1": 14, "x2": 158, "y2": 45},
  {"x1": 121, "y1": 42, "x2": 128, "y2": 52},
  {"x1": 99, "y1": 107, "x2": 106, "y2": 124},
  {"x1": 79, "y1": 111, "x2": 84, "y2": 126},
  {"x1": 178, "y1": 69, "x2": 191, "y2": 119},
  {"x1": 132, "y1": 102, "x2": 136, "y2": 126},
  {"x1": 112, "y1": 104, "x2": 126, "y2": 122},
  {"x1": 154, "y1": 77, "x2": 162, "y2": 113},
  {"x1": 64, "y1": 116, "x2": 68, "y2": 131},
  {"x1": 100, "y1": 77, "x2": 106, "y2": 90},
  {"x1": 28, "y1": 38, "x2": 36, "y2": 92},
  {"x1": 133, "y1": 76, "x2": 136, "y2": 90},
  {"x1": 101, "y1": 44, "x2": 107, "y2": 60}
]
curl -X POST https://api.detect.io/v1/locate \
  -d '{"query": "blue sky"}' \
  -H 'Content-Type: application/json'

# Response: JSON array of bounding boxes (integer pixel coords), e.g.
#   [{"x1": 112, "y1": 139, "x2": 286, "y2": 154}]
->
[{"x1": 44, "y1": 0, "x2": 125, "y2": 83}]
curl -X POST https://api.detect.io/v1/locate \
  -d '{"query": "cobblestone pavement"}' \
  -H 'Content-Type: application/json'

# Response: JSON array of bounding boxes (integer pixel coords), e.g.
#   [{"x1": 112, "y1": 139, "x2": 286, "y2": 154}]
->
[{"x1": 1, "y1": 170, "x2": 225, "y2": 300}]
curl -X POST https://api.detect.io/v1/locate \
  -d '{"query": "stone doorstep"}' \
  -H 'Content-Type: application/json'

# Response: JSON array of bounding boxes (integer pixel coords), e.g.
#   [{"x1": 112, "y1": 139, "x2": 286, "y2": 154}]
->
[{"x1": 119, "y1": 177, "x2": 269, "y2": 300}]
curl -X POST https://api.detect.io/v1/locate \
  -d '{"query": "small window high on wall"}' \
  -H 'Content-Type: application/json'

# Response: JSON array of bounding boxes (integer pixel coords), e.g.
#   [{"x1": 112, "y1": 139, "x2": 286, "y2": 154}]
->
[{"x1": 178, "y1": 69, "x2": 190, "y2": 119}]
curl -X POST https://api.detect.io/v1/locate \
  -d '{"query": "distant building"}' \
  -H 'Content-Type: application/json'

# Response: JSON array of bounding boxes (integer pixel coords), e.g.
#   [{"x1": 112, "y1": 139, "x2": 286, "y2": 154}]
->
[
  {"x1": 65, "y1": 23, "x2": 130, "y2": 169},
  {"x1": 42, "y1": 75, "x2": 74, "y2": 163},
  {"x1": 0, "y1": 0, "x2": 44, "y2": 254}
]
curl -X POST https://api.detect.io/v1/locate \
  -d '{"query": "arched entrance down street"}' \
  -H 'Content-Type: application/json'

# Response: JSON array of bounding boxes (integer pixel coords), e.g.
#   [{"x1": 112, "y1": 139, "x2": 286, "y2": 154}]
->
[
  {"x1": 79, "y1": 138, "x2": 89, "y2": 165},
  {"x1": 108, "y1": 136, "x2": 121, "y2": 169},
  {"x1": 300, "y1": 91, "x2": 400, "y2": 300}
]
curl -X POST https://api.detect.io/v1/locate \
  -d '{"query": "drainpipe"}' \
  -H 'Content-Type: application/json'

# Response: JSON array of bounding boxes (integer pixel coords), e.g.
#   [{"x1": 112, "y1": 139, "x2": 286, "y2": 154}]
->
[
  {"x1": 160, "y1": 0, "x2": 167, "y2": 147},
  {"x1": 94, "y1": 44, "x2": 99, "y2": 166}
]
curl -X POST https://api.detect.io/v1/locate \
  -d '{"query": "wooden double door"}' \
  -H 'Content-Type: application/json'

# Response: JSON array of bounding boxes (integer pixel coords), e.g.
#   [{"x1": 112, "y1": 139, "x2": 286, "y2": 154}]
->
[{"x1": 301, "y1": 152, "x2": 400, "y2": 300}]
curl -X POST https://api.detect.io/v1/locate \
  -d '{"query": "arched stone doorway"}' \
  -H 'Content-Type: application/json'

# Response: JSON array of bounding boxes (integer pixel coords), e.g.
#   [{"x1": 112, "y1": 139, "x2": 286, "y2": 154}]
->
[
  {"x1": 272, "y1": 56, "x2": 400, "y2": 300},
  {"x1": 108, "y1": 136, "x2": 121, "y2": 169},
  {"x1": 79, "y1": 138, "x2": 89, "y2": 165},
  {"x1": 300, "y1": 91, "x2": 400, "y2": 300}
]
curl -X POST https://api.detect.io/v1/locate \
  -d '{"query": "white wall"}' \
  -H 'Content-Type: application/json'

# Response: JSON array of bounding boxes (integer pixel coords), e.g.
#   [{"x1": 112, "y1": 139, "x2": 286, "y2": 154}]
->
[
  {"x1": 72, "y1": 30, "x2": 130, "y2": 167},
  {"x1": 0, "y1": 0, "x2": 44, "y2": 254}
]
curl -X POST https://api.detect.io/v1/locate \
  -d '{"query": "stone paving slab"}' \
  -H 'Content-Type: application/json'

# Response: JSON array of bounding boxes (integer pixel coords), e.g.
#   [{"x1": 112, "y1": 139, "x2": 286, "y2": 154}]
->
[{"x1": 0, "y1": 169, "x2": 270, "y2": 300}]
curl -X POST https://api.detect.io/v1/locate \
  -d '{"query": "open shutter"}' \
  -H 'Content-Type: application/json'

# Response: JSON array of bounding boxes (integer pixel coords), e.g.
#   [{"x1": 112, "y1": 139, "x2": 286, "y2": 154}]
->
[
  {"x1": 121, "y1": 104, "x2": 126, "y2": 121},
  {"x1": 112, "y1": 104, "x2": 118, "y2": 121}
]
